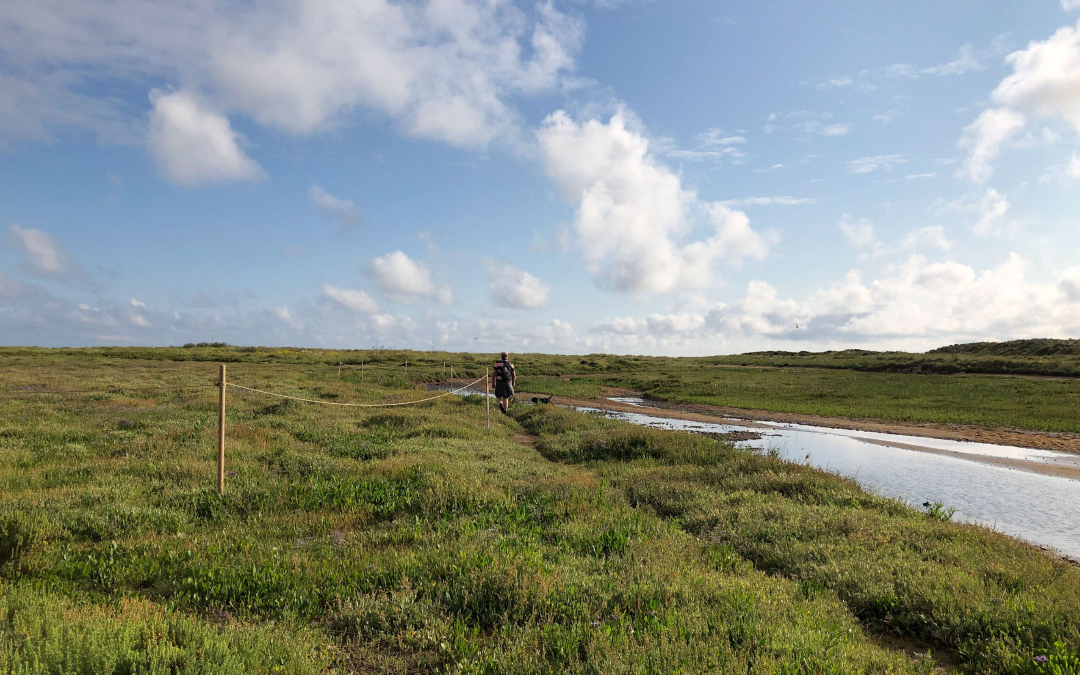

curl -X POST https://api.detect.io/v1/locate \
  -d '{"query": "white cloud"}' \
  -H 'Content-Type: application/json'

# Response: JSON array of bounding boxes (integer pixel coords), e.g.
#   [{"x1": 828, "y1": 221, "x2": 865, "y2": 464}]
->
[
  {"x1": 994, "y1": 20, "x2": 1080, "y2": 131},
  {"x1": 486, "y1": 262, "x2": 550, "y2": 309},
  {"x1": 959, "y1": 20, "x2": 1080, "y2": 181},
  {"x1": 370, "y1": 250, "x2": 452, "y2": 304},
  {"x1": 848, "y1": 154, "x2": 907, "y2": 174},
  {"x1": 921, "y1": 44, "x2": 983, "y2": 76},
  {"x1": 1066, "y1": 0, "x2": 1080, "y2": 10},
  {"x1": 274, "y1": 306, "x2": 305, "y2": 330},
  {"x1": 899, "y1": 225, "x2": 953, "y2": 250},
  {"x1": 883, "y1": 44, "x2": 985, "y2": 80},
  {"x1": 321, "y1": 284, "x2": 379, "y2": 314},
  {"x1": 839, "y1": 215, "x2": 876, "y2": 248},
  {"x1": 974, "y1": 188, "x2": 1010, "y2": 237},
  {"x1": 721, "y1": 196, "x2": 816, "y2": 207},
  {"x1": 663, "y1": 147, "x2": 746, "y2": 162},
  {"x1": 956, "y1": 108, "x2": 1026, "y2": 183},
  {"x1": 588, "y1": 254, "x2": 1080, "y2": 348},
  {"x1": 310, "y1": 186, "x2": 361, "y2": 228},
  {"x1": 821, "y1": 123, "x2": 852, "y2": 136},
  {"x1": 536, "y1": 110, "x2": 773, "y2": 295},
  {"x1": 130, "y1": 299, "x2": 146, "y2": 308},
  {"x1": 761, "y1": 110, "x2": 851, "y2": 138},
  {"x1": 5, "y1": 224, "x2": 94, "y2": 285},
  {"x1": 698, "y1": 130, "x2": 747, "y2": 146},
  {"x1": 818, "y1": 75, "x2": 853, "y2": 89},
  {"x1": 949, "y1": 188, "x2": 1012, "y2": 237},
  {"x1": 0, "y1": 0, "x2": 583, "y2": 152},
  {"x1": 148, "y1": 90, "x2": 263, "y2": 186},
  {"x1": 592, "y1": 312, "x2": 706, "y2": 337}
]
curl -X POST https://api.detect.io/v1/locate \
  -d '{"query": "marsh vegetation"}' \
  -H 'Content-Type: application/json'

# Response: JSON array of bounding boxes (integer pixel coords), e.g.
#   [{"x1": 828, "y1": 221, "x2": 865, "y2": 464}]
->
[{"x1": 1, "y1": 347, "x2": 1079, "y2": 673}]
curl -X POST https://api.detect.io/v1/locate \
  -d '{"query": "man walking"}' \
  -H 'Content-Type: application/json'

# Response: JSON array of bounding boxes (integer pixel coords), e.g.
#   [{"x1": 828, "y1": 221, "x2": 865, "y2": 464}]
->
[{"x1": 493, "y1": 352, "x2": 516, "y2": 414}]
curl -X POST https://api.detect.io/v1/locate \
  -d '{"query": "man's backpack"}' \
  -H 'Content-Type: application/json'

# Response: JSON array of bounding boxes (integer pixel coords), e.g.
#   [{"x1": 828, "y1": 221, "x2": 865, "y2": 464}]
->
[{"x1": 494, "y1": 361, "x2": 513, "y2": 381}]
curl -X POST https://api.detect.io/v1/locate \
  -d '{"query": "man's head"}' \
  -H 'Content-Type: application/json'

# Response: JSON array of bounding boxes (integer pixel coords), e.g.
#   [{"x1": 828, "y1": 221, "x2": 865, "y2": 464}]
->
[{"x1": 500, "y1": 352, "x2": 508, "y2": 361}]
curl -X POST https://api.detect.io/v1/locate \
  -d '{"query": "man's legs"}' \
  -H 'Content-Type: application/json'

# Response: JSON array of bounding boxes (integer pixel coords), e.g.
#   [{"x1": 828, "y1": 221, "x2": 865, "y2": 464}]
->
[{"x1": 498, "y1": 396, "x2": 509, "y2": 413}]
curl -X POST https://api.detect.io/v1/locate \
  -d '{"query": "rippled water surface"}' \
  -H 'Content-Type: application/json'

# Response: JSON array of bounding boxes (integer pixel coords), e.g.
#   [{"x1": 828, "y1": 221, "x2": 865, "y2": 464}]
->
[{"x1": 589, "y1": 399, "x2": 1080, "y2": 559}]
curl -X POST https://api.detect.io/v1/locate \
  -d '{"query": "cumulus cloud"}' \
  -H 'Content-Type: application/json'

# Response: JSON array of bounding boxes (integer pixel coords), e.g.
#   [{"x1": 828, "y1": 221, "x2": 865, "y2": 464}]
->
[
  {"x1": 321, "y1": 284, "x2": 379, "y2": 314},
  {"x1": 5, "y1": 224, "x2": 95, "y2": 286},
  {"x1": 486, "y1": 262, "x2": 550, "y2": 309},
  {"x1": 589, "y1": 254, "x2": 1080, "y2": 348},
  {"x1": 536, "y1": 111, "x2": 773, "y2": 295},
  {"x1": 848, "y1": 154, "x2": 907, "y2": 174},
  {"x1": 1, "y1": 0, "x2": 584, "y2": 155},
  {"x1": 148, "y1": 90, "x2": 263, "y2": 186},
  {"x1": 592, "y1": 312, "x2": 706, "y2": 337},
  {"x1": 310, "y1": 186, "x2": 361, "y2": 228},
  {"x1": 959, "y1": 20, "x2": 1080, "y2": 181},
  {"x1": 370, "y1": 250, "x2": 452, "y2": 305}
]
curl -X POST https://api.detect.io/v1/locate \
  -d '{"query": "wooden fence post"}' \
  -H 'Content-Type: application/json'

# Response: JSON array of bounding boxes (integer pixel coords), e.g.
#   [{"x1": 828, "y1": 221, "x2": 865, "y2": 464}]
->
[
  {"x1": 217, "y1": 363, "x2": 226, "y2": 495},
  {"x1": 486, "y1": 367, "x2": 490, "y2": 430}
]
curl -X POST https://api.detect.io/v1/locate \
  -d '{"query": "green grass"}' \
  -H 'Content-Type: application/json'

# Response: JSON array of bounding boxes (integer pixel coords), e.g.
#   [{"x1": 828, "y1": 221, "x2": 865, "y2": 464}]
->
[
  {"x1": 514, "y1": 404, "x2": 1080, "y2": 674},
  {"x1": 2, "y1": 349, "x2": 1080, "y2": 673},
  {"x1": 10, "y1": 341, "x2": 1080, "y2": 433}
]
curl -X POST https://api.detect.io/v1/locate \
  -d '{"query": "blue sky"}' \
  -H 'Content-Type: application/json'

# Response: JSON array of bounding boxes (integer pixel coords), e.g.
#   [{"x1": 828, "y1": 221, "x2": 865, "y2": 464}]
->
[{"x1": 2, "y1": 0, "x2": 1080, "y2": 355}]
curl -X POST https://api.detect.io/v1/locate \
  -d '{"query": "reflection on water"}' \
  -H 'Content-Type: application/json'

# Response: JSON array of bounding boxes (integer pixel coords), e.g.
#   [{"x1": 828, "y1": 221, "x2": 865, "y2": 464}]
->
[{"x1": 584, "y1": 401, "x2": 1080, "y2": 560}]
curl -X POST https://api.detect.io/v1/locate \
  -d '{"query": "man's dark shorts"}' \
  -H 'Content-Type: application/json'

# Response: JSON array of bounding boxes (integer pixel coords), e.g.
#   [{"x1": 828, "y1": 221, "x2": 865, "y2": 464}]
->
[{"x1": 495, "y1": 381, "x2": 514, "y2": 399}]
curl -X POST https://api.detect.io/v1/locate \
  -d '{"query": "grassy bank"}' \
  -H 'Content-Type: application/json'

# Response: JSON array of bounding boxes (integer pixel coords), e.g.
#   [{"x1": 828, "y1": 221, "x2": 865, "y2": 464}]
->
[{"x1": 2, "y1": 350, "x2": 1079, "y2": 672}]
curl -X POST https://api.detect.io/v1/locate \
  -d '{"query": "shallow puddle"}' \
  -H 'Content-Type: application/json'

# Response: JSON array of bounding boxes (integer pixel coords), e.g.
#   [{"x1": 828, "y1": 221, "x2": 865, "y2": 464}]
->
[{"x1": 588, "y1": 399, "x2": 1080, "y2": 560}]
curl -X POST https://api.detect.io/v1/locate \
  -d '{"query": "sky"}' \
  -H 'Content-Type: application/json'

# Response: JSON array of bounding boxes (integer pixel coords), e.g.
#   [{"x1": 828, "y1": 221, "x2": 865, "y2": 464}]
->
[{"x1": 2, "y1": 0, "x2": 1080, "y2": 356}]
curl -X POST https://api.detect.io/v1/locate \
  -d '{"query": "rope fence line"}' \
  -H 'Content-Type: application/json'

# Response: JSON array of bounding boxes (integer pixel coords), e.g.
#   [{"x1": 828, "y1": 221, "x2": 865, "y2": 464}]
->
[
  {"x1": 224, "y1": 375, "x2": 488, "y2": 408},
  {"x1": 0, "y1": 364, "x2": 486, "y2": 398},
  {"x1": 4, "y1": 362, "x2": 496, "y2": 496}
]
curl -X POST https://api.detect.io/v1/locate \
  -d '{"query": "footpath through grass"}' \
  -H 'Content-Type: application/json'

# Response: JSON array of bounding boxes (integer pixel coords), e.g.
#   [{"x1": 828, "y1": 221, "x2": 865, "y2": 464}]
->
[{"x1": 1, "y1": 350, "x2": 1079, "y2": 673}]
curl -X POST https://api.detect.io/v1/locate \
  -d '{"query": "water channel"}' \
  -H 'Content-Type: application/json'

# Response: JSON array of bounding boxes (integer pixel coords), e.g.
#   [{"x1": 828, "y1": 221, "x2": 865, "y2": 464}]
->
[
  {"x1": 435, "y1": 383, "x2": 1080, "y2": 559},
  {"x1": 591, "y1": 397, "x2": 1080, "y2": 561}
]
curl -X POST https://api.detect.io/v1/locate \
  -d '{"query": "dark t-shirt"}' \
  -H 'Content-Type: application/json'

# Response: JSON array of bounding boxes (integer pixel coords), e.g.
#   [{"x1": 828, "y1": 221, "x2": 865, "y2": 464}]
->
[
  {"x1": 494, "y1": 361, "x2": 515, "y2": 381},
  {"x1": 494, "y1": 361, "x2": 515, "y2": 396}
]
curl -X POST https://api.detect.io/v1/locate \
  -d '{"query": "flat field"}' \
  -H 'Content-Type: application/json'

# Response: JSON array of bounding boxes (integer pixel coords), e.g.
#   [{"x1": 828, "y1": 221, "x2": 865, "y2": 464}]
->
[{"x1": 2, "y1": 348, "x2": 1080, "y2": 673}]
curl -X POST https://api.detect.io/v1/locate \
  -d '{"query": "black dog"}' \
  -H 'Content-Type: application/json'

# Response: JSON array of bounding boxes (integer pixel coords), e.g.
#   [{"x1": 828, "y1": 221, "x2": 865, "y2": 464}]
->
[{"x1": 530, "y1": 395, "x2": 553, "y2": 405}]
